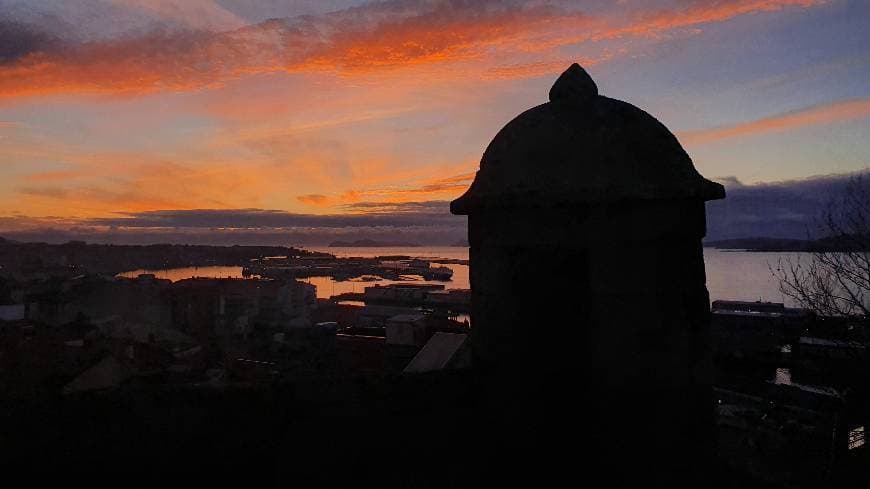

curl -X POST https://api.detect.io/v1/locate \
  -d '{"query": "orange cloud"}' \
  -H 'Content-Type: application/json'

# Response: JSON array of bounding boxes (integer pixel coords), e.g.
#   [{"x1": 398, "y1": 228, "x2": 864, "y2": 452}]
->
[
  {"x1": 3, "y1": 125, "x2": 476, "y2": 218},
  {"x1": 297, "y1": 170, "x2": 476, "y2": 212},
  {"x1": 7, "y1": 153, "x2": 279, "y2": 218},
  {"x1": 480, "y1": 46, "x2": 629, "y2": 80},
  {"x1": 413, "y1": 172, "x2": 477, "y2": 194},
  {"x1": 466, "y1": 0, "x2": 826, "y2": 61},
  {"x1": 0, "y1": 3, "x2": 560, "y2": 99},
  {"x1": 602, "y1": 0, "x2": 825, "y2": 40},
  {"x1": 21, "y1": 170, "x2": 91, "y2": 182},
  {"x1": 0, "y1": 0, "x2": 826, "y2": 99},
  {"x1": 297, "y1": 194, "x2": 332, "y2": 206},
  {"x1": 484, "y1": 59, "x2": 592, "y2": 80},
  {"x1": 298, "y1": 5, "x2": 574, "y2": 73},
  {"x1": 678, "y1": 97, "x2": 870, "y2": 145},
  {"x1": 1, "y1": 110, "x2": 480, "y2": 218}
]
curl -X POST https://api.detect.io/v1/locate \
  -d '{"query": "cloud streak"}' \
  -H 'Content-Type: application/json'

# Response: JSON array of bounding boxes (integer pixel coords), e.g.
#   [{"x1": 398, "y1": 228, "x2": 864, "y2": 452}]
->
[
  {"x1": 292, "y1": 170, "x2": 477, "y2": 209},
  {"x1": 4, "y1": 171, "x2": 868, "y2": 246},
  {"x1": 0, "y1": 0, "x2": 827, "y2": 99},
  {"x1": 0, "y1": 20, "x2": 59, "y2": 65},
  {"x1": 92, "y1": 204, "x2": 460, "y2": 229},
  {"x1": 105, "y1": 0, "x2": 247, "y2": 31},
  {"x1": 679, "y1": 97, "x2": 870, "y2": 145},
  {"x1": 0, "y1": 201, "x2": 469, "y2": 246}
]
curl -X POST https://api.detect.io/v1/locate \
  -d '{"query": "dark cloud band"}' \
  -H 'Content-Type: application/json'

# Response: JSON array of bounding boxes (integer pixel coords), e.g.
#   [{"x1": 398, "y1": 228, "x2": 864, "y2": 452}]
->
[{"x1": 0, "y1": 21, "x2": 58, "y2": 64}]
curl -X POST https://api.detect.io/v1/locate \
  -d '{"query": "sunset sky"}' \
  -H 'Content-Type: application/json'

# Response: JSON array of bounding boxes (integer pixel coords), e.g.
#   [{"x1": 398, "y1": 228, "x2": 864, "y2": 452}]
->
[{"x1": 1, "y1": 0, "x2": 869, "y2": 244}]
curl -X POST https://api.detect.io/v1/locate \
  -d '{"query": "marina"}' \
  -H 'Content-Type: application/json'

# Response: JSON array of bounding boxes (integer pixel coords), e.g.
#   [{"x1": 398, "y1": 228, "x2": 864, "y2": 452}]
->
[{"x1": 242, "y1": 255, "x2": 459, "y2": 282}]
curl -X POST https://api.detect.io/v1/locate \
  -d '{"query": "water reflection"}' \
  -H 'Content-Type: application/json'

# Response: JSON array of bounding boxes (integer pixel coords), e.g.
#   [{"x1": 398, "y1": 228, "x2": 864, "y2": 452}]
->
[
  {"x1": 703, "y1": 249, "x2": 802, "y2": 305},
  {"x1": 118, "y1": 262, "x2": 469, "y2": 300},
  {"x1": 117, "y1": 266, "x2": 255, "y2": 281},
  {"x1": 301, "y1": 265, "x2": 468, "y2": 299},
  {"x1": 116, "y1": 248, "x2": 810, "y2": 304}
]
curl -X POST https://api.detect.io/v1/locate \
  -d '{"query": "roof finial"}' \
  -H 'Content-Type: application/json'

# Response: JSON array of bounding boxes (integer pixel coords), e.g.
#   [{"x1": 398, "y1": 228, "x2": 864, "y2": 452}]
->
[{"x1": 549, "y1": 63, "x2": 598, "y2": 107}]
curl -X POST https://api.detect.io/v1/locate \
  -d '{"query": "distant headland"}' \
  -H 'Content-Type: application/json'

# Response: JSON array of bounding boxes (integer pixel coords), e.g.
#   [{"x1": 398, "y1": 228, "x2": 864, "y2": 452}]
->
[
  {"x1": 705, "y1": 236, "x2": 870, "y2": 252},
  {"x1": 328, "y1": 239, "x2": 422, "y2": 248}
]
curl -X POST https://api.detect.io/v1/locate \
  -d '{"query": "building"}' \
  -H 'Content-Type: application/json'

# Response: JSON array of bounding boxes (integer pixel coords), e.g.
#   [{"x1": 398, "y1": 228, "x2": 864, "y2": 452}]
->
[
  {"x1": 26, "y1": 274, "x2": 174, "y2": 328},
  {"x1": 795, "y1": 336, "x2": 868, "y2": 379},
  {"x1": 357, "y1": 304, "x2": 422, "y2": 327},
  {"x1": 172, "y1": 278, "x2": 317, "y2": 341},
  {"x1": 450, "y1": 63, "x2": 724, "y2": 486},
  {"x1": 363, "y1": 283, "x2": 445, "y2": 305},
  {"x1": 711, "y1": 305, "x2": 796, "y2": 362},
  {"x1": 385, "y1": 314, "x2": 430, "y2": 347}
]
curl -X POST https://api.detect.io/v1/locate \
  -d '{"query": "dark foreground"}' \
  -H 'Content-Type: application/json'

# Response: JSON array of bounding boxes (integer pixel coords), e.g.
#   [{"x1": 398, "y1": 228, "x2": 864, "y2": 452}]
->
[{"x1": 6, "y1": 370, "x2": 860, "y2": 489}]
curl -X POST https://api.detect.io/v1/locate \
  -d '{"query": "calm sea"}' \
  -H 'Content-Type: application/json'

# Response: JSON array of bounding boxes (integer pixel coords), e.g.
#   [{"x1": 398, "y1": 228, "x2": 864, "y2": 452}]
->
[{"x1": 119, "y1": 246, "x2": 805, "y2": 305}]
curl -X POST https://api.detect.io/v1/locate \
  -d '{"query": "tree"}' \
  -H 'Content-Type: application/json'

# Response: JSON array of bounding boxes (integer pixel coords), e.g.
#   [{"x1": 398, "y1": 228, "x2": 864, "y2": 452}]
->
[
  {"x1": 773, "y1": 174, "x2": 870, "y2": 318},
  {"x1": 772, "y1": 174, "x2": 870, "y2": 403}
]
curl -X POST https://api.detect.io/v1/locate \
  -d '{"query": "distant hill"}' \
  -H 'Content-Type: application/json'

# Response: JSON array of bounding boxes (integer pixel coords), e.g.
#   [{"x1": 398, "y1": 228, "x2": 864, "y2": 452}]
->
[
  {"x1": 328, "y1": 239, "x2": 421, "y2": 248},
  {"x1": 705, "y1": 237, "x2": 814, "y2": 251},
  {"x1": 706, "y1": 236, "x2": 870, "y2": 252},
  {"x1": 0, "y1": 238, "x2": 333, "y2": 275}
]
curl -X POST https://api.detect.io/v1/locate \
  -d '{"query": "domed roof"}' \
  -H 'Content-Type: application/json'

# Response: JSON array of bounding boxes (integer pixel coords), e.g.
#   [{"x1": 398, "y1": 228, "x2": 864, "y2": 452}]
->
[{"x1": 451, "y1": 64, "x2": 725, "y2": 215}]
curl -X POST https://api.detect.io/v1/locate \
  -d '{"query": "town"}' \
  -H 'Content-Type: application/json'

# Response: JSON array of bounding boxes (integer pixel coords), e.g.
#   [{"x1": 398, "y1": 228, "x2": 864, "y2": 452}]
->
[
  {"x1": 0, "y1": 237, "x2": 868, "y2": 486},
  {"x1": 0, "y1": 239, "x2": 472, "y2": 396}
]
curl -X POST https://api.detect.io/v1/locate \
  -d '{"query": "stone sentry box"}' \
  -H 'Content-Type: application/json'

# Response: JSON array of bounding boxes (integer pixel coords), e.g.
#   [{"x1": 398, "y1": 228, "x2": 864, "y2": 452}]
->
[{"x1": 452, "y1": 64, "x2": 725, "y2": 486}]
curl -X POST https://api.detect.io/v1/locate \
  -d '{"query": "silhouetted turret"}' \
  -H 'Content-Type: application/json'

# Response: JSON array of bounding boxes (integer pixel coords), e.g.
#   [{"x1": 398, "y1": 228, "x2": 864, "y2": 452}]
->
[{"x1": 453, "y1": 63, "x2": 724, "y2": 487}]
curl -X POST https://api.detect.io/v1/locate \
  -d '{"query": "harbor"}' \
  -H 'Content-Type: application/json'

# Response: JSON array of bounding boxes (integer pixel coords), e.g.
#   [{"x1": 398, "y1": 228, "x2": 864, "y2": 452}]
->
[{"x1": 242, "y1": 255, "x2": 461, "y2": 282}]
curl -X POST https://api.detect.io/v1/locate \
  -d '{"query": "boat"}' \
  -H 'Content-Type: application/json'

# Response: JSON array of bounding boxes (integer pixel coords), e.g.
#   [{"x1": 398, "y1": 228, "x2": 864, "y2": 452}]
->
[{"x1": 421, "y1": 266, "x2": 453, "y2": 281}]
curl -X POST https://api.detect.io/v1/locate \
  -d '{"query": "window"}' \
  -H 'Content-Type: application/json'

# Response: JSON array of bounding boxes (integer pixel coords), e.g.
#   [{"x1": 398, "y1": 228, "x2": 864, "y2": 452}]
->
[{"x1": 848, "y1": 426, "x2": 865, "y2": 450}]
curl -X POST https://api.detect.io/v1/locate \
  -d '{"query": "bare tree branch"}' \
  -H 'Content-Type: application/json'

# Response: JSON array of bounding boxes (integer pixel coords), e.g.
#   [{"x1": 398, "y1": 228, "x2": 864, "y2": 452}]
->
[{"x1": 771, "y1": 175, "x2": 870, "y2": 319}]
